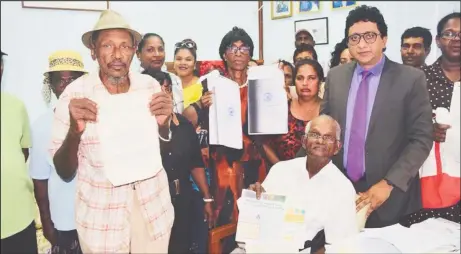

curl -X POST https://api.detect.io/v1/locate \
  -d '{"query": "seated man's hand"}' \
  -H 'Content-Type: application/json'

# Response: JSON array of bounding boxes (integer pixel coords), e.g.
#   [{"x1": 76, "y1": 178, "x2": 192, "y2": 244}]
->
[{"x1": 248, "y1": 182, "x2": 265, "y2": 199}]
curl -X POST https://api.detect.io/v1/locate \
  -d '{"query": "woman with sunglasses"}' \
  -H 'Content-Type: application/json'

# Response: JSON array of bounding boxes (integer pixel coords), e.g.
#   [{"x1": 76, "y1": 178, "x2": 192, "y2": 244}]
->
[
  {"x1": 196, "y1": 27, "x2": 269, "y2": 233},
  {"x1": 263, "y1": 59, "x2": 323, "y2": 166},
  {"x1": 137, "y1": 33, "x2": 184, "y2": 113},
  {"x1": 142, "y1": 69, "x2": 215, "y2": 254},
  {"x1": 173, "y1": 39, "x2": 202, "y2": 108}
]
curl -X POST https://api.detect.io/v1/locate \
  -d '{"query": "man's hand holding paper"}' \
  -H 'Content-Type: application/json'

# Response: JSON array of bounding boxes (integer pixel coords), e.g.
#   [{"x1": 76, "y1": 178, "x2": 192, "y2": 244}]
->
[{"x1": 69, "y1": 98, "x2": 98, "y2": 135}]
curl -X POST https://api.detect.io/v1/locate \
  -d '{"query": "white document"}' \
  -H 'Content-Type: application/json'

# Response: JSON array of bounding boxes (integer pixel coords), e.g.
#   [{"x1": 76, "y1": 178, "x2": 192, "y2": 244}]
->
[
  {"x1": 95, "y1": 90, "x2": 163, "y2": 187},
  {"x1": 247, "y1": 65, "x2": 288, "y2": 135},
  {"x1": 208, "y1": 76, "x2": 243, "y2": 149},
  {"x1": 236, "y1": 190, "x2": 306, "y2": 252}
]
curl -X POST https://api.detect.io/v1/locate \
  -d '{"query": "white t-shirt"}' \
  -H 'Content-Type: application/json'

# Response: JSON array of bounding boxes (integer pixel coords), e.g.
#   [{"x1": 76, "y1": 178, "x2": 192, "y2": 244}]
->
[{"x1": 262, "y1": 157, "x2": 358, "y2": 245}]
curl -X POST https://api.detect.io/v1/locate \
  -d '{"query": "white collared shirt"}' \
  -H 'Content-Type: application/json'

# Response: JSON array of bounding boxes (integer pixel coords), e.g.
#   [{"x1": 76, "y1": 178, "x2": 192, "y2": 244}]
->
[
  {"x1": 29, "y1": 107, "x2": 77, "y2": 231},
  {"x1": 262, "y1": 157, "x2": 358, "y2": 245}
]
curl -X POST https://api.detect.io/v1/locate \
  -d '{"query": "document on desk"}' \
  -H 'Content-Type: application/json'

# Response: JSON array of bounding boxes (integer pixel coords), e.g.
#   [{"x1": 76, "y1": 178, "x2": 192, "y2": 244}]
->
[
  {"x1": 236, "y1": 190, "x2": 306, "y2": 252},
  {"x1": 208, "y1": 76, "x2": 243, "y2": 149},
  {"x1": 247, "y1": 65, "x2": 288, "y2": 135},
  {"x1": 95, "y1": 90, "x2": 163, "y2": 187}
]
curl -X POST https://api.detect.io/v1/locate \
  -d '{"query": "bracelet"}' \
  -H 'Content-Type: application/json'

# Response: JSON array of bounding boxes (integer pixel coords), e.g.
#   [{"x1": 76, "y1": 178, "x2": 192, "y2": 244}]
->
[
  {"x1": 159, "y1": 129, "x2": 172, "y2": 142},
  {"x1": 203, "y1": 198, "x2": 214, "y2": 203}
]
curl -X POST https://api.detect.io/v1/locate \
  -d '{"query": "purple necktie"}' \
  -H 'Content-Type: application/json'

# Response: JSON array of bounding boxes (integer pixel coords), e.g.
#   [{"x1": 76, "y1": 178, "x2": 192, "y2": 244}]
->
[{"x1": 347, "y1": 71, "x2": 372, "y2": 182}]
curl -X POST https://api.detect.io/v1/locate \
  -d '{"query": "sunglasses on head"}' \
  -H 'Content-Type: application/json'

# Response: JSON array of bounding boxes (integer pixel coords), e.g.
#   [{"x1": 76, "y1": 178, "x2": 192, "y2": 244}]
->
[{"x1": 175, "y1": 41, "x2": 196, "y2": 50}]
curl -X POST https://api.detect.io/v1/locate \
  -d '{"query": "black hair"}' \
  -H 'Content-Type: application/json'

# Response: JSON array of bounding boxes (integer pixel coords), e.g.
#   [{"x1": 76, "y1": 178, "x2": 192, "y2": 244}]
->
[
  {"x1": 401, "y1": 27, "x2": 433, "y2": 49},
  {"x1": 293, "y1": 44, "x2": 318, "y2": 63},
  {"x1": 91, "y1": 29, "x2": 135, "y2": 48},
  {"x1": 345, "y1": 5, "x2": 388, "y2": 39},
  {"x1": 219, "y1": 26, "x2": 254, "y2": 67},
  {"x1": 173, "y1": 38, "x2": 198, "y2": 61},
  {"x1": 280, "y1": 60, "x2": 294, "y2": 74},
  {"x1": 137, "y1": 33, "x2": 165, "y2": 53},
  {"x1": 329, "y1": 38, "x2": 349, "y2": 68},
  {"x1": 293, "y1": 58, "x2": 325, "y2": 86},
  {"x1": 142, "y1": 69, "x2": 172, "y2": 88},
  {"x1": 437, "y1": 12, "x2": 461, "y2": 36}
]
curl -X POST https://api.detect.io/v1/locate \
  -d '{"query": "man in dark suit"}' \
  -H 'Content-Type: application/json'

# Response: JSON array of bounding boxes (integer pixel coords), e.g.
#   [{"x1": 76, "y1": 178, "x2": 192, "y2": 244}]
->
[{"x1": 321, "y1": 5, "x2": 433, "y2": 228}]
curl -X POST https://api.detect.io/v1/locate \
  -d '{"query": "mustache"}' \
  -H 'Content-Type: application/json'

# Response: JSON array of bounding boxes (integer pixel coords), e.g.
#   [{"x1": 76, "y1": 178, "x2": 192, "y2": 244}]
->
[{"x1": 108, "y1": 61, "x2": 126, "y2": 68}]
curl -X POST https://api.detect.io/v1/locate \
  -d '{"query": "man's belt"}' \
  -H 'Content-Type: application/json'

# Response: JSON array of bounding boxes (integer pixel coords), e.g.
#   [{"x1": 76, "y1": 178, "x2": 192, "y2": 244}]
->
[{"x1": 169, "y1": 179, "x2": 180, "y2": 197}]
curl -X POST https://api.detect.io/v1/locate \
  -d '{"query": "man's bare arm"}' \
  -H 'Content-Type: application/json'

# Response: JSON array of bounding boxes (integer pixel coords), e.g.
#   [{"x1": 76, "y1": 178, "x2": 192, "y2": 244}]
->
[{"x1": 53, "y1": 131, "x2": 81, "y2": 181}]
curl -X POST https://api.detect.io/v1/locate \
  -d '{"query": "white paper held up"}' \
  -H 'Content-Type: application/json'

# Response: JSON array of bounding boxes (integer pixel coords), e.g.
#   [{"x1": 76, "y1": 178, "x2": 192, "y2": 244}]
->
[
  {"x1": 208, "y1": 76, "x2": 243, "y2": 149},
  {"x1": 95, "y1": 90, "x2": 163, "y2": 187},
  {"x1": 247, "y1": 65, "x2": 288, "y2": 135}
]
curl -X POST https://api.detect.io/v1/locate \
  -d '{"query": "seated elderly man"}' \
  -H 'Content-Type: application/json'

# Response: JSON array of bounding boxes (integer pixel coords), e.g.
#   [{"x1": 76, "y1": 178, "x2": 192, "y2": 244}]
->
[{"x1": 246, "y1": 115, "x2": 358, "y2": 253}]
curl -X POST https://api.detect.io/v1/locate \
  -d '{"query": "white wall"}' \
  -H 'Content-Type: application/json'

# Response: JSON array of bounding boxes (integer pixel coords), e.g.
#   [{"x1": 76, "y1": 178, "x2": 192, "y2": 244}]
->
[
  {"x1": 0, "y1": 1, "x2": 259, "y2": 123},
  {"x1": 263, "y1": 1, "x2": 460, "y2": 72}
]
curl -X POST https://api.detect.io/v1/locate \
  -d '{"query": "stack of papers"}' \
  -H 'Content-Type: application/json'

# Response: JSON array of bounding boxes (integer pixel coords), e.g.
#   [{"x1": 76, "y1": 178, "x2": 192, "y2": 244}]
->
[
  {"x1": 327, "y1": 220, "x2": 460, "y2": 253},
  {"x1": 236, "y1": 190, "x2": 306, "y2": 253}
]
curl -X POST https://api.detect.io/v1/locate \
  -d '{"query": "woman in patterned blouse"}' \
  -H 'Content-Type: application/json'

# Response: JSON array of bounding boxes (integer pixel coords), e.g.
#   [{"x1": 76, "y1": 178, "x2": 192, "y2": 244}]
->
[{"x1": 263, "y1": 59, "x2": 324, "y2": 165}]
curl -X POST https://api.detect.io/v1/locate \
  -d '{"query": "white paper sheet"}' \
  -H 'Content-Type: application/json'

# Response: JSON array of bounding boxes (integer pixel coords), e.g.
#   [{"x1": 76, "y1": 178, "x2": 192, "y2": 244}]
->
[
  {"x1": 208, "y1": 76, "x2": 243, "y2": 149},
  {"x1": 247, "y1": 65, "x2": 288, "y2": 135},
  {"x1": 236, "y1": 190, "x2": 306, "y2": 252},
  {"x1": 95, "y1": 90, "x2": 163, "y2": 187}
]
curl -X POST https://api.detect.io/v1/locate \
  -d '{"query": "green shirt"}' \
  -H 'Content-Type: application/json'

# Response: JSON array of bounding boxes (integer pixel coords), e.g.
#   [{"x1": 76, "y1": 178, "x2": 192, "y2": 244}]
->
[{"x1": 1, "y1": 92, "x2": 35, "y2": 239}]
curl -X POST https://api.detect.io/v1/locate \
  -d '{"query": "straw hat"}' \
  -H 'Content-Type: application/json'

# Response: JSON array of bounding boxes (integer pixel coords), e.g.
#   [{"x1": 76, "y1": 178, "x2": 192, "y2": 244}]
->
[
  {"x1": 81, "y1": 10, "x2": 142, "y2": 49},
  {"x1": 43, "y1": 50, "x2": 87, "y2": 77},
  {"x1": 42, "y1": 50, "x2": 87, "y2": 105}
]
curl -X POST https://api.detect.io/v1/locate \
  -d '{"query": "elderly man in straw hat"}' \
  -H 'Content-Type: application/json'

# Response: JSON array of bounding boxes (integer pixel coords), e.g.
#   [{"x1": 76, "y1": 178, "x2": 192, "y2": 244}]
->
[
  {"x1": 49, "y1": 10, "x2": 174, "y2": 253},
  {"x1": 29, "y1": 50, "x2": 86, "y2": 254},
  {"x1": 1, "y1": 50, "x2": 37, "y2": 254}
]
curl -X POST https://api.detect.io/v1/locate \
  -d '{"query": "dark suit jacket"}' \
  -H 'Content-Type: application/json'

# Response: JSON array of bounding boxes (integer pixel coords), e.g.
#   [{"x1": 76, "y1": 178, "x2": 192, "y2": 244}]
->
[{"x1": 321, "y1": 57, "x2": 433, "y2": 225}]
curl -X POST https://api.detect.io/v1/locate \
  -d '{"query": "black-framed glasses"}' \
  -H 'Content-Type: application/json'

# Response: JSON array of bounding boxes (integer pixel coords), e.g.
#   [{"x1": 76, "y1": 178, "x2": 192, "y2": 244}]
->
[
  {"x1": 302, "y1": 132, "x2": 337, "y2": 144},
  {"x1": 347, "y1": 32, "x2": 380, "y2": 46},
  {"x1": 440, "y1": 31, "x2": 461, "y2": 40},
  {"x1": 226, "y1": 45, "x2": 250, "y2": 55},
  {"x1": 175, "y1": 41, "x2": 196, "y2": 50}
]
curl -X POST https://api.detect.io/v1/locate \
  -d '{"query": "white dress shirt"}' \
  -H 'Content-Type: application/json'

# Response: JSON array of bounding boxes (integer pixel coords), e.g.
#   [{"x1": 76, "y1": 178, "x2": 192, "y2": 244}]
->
[
  {"x1": 29, "y1": 108, "x2": 77, "y2": 231},
  {"x1": 262, "y1": 157, "x2": 358, "y2": 245}
]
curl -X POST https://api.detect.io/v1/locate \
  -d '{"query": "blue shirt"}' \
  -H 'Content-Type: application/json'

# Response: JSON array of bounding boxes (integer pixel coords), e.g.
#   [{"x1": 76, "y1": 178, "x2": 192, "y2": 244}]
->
[
  {"x1": 29, "y1": 109, "x2": 77, "y2": 231},
  {"x1": 343, "y1": 56, "x2": 386, "y2": 169}
]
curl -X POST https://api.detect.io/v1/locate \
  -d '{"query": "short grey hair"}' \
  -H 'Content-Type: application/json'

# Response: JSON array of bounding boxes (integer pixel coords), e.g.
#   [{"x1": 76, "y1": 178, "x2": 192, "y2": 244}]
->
[{"x1": 304, "y1": 115, "x2": 341, "y2": 141}]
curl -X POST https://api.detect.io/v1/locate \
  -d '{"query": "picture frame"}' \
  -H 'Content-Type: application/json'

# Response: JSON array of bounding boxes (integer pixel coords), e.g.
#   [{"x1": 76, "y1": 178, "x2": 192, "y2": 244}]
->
[
  {"x1": 298, "y1": 1, "x2": 321, "y2": 14},
  {"x1": 271, "y1": 1, "x2": 293, "y2": 20},
  {"x1": 294, "y1": 17, "x2": 329, "y2": 45},
  {"x1": 331, "y1": 1, "x2": 357, "y2": 10},
  {"x1": 22, "y1": 1, "x2": 109, "y2": 12}
]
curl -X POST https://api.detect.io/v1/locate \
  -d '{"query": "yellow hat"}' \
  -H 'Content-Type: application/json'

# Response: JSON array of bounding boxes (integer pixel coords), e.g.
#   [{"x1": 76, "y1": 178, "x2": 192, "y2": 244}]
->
[
  {"x1": 44, "y1": 50, "x2": 87, "y2": 76},
  {"x1": 81, "y1": 10, "x2": 142, "y2": 49}
]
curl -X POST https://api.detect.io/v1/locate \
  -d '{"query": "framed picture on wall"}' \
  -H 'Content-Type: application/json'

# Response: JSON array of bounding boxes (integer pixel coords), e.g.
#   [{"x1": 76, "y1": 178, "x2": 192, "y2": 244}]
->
[
  {"x1": 298, "y1": 1, "x2": 321, "y2": 14},
  {"x1": 22, "y1": 1, "x2": 109, "y2": 12},
  {"x1": 294, "y1": 17, "x2": 329, "y2": 45},
  {"x1": 271, "y1": 1, "x2": 293, "y2": 20},
  {"x1": 331, "y1": 1, "x2": 357, "y2": 10}
]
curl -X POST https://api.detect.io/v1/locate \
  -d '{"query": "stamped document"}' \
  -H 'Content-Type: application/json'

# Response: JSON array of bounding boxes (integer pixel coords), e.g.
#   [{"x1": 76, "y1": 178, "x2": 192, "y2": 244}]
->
[
  {"x1": 247, "y1": 65, "x2": 288, "y2": 135},
  {"x1": 95, "y1": 90, "x2": 163, "y2": 187},
  {"x1": 208, "y1": 76, "x2": 243, "y2": 149},
  {"x1": 236, "y1": 190, "x2": 306, "y2": 252}
]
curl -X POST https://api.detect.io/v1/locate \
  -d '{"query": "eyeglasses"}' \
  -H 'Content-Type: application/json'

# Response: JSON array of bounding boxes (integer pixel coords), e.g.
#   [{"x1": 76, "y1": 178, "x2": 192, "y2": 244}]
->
[
  {"x1": 99, "y1": 43, "x2": 135, "y2": 55},
  {"x1": 51, "y1": 76, "x2": 78, "y2": 87},
  {"x1": 175, "y1": 41, "x2": 196, "y2": 50},
  {"x1": 440, "y1": 31, "x2": 461, "y2": 40},
  {"x1": 347, "y1": 32, "x2": 380, "y2": 46},
  {"x1": 226, "y1": 45, "x2": 250, "y2": 55},
  {"x1": 303, "y1": 132, "x2": 337, "y2": 144}
]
